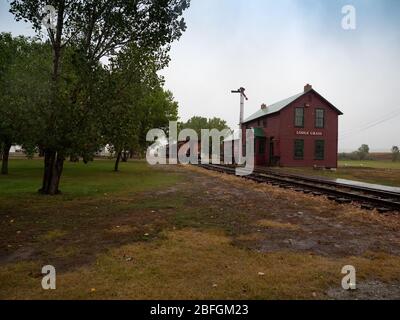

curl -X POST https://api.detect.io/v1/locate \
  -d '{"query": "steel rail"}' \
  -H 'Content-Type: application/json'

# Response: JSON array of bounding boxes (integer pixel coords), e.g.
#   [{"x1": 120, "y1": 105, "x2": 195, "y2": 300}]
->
[
  {"x1": 253, "y1": 166, "x2": 400, "y2": 200},
  {"x1": 197, "y1": 164, "x2": 400, "y2": 212}
]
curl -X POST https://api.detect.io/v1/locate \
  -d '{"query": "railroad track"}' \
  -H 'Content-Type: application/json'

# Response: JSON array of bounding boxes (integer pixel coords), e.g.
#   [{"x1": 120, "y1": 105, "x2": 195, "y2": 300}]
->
[{"x1": 197, "y1": 164, "x2": 400, "y2": 213}]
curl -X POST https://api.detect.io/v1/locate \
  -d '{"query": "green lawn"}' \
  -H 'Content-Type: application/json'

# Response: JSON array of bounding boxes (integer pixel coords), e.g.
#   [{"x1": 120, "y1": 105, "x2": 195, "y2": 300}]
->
[{"x1": 0, "y1": 159, "x2": 181, "y2": 199}]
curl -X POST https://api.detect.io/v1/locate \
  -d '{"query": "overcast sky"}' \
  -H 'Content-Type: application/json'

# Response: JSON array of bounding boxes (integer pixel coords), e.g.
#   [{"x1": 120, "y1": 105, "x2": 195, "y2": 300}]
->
[{"x1": 1, "y1": 0, "x2": 400, "y2": 152}]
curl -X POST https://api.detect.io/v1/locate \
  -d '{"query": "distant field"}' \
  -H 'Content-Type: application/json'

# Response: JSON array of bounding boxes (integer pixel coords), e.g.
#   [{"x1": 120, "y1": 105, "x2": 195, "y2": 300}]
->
[
  {"x1": 339, "y1": 160, "x2": 400, "y2": 170},
  {"x1": 279, "y1": 160, "x2": 400, "y2": 187},
  {"x1": 367, "y1": 153, "x2": 394, "y2": 161}
]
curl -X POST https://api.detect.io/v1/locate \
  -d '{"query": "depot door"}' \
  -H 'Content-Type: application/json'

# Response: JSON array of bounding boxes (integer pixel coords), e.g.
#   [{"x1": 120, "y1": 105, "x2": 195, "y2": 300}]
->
[
  {"x1": 269, "y1": 137, "x2": 275, "y2": 166},
  {"x1": 256, "y1": 138, "x2": 267, "y2": 166}
]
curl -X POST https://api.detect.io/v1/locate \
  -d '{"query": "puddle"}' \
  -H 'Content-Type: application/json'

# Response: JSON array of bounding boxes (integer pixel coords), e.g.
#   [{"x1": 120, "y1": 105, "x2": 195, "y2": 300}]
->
[{"x1": 333, "y1": 178, "x2": 400, "y2": 194}]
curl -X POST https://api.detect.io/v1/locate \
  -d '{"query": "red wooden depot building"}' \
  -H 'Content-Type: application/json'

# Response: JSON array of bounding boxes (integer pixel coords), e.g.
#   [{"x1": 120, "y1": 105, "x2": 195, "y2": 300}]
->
[{"x1": 241, "y1": 84, "x2": 343, "y2": 168}]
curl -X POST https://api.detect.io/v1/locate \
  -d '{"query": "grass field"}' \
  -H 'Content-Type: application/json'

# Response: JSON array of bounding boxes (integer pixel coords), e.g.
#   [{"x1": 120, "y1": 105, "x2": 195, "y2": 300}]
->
[
  {"x1": 0, "y1": 159, "x2": 180, "y2": 198},
  {"x1": 339, "y1": 160, "x2": 400, "y2": 170},
  {"x1": 1, "y1": 159, "x2": 400, "y2": 299},
  {"x1": 278, "y1": 160, "x2": 400, "y2": 187}
]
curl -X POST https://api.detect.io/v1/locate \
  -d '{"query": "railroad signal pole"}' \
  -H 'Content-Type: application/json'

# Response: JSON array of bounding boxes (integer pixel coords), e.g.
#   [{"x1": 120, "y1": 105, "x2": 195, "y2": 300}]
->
[
  {"x1": 231, "y1": 87, "x2": 248, "y2": 164},
  {"x1": 231, "y1": 87, "x2": 248, "y2": 128}
]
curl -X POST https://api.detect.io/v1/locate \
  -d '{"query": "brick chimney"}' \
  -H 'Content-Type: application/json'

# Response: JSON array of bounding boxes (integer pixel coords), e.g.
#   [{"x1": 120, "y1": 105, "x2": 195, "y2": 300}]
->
[
  {"x1": 261, "y1": 103, "x2": 267, "y2": 110},
  {"x1": 304, "y1": 84, "x2": 312, "y2": 92}
]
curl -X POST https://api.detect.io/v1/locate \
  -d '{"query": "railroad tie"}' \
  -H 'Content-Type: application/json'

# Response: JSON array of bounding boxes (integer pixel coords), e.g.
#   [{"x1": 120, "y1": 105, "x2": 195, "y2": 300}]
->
[{"x1": 335, "y1": 198, "x2": 352, "y2": 204}]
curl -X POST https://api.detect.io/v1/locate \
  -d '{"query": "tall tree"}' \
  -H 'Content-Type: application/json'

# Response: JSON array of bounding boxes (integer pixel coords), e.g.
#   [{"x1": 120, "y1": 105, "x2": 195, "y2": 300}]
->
[
  {"x1": 0, "y1": 33, "x2": 51, "y2": 175},
  {"x1": 357, "y1": 144, "x2": 370, "y2": 160},
  {"x1": 102, "y1": 43, "x2": 160, "y2": 171},
  {"x1": 392, "y1": 146, "x2": 399, "y2": 162},
  {"x1": 179, "y1": 116, "x2": 230, "y2": 156},
  {"x1": 10, "y1": 0, "x2": 190, "y2": 194},
  {"x1": 102, "y1": 44, "x2": 178, "y2": 171},
  {"x1": 179, "y1": 116, "x2": 230, "y2": 136},
  {"x1": 0, "y1": 33, "x2": 19, "y2": 175}
]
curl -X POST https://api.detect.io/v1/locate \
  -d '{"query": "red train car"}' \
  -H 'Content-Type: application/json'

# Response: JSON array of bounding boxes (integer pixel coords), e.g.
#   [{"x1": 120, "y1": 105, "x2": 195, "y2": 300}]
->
[{"x1": 241, "y1": 84, "x2": 343, "y2": 168}]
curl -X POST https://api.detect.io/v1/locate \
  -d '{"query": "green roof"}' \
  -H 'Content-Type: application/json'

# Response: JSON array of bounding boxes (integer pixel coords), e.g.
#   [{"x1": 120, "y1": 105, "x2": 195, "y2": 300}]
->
[
  {"x1": 243, "y1": 91, "x2": 306, "y2": 124},
  {"x1": 223, "y1": 128, "x2": 265, "y2": 142}
]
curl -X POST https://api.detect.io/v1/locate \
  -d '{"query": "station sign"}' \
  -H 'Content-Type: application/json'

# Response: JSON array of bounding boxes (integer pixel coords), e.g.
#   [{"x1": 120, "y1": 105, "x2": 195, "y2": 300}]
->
[{"x1": 295, "y1": 130, "x2": 323, "y2": 136}]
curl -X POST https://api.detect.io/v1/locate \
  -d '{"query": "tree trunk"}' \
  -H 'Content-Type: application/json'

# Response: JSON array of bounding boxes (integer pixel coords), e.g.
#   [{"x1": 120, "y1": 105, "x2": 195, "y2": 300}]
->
[
  {"x1": 39, "y1": 150, "x2": 64, "y2": 195},
  {"x1": 38, "y1": 147, "x2": 45, "y2": 157},
  {"x1": 1, "y1": 142, "x2": 12, "y2": 175},
  {"x1": 70, "y1": 155, "x2": 79, "y2": 162},
  {"x1": 114, "y1": 151, "x2": 122, "y2": 172},
  {"x1": 121, "y1": 150, "x2": 129, "y2": 162},
  {"x1": 38, "y1": 1, "x2": 66, "y2": 196}
]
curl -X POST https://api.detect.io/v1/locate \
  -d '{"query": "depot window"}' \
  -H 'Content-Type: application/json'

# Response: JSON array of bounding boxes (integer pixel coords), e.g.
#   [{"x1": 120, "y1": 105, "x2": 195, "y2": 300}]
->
[
  {"x1": 295, "y1": 107, "x2": 304, "y2": 128},
  {"x1": 315, "y1": 108, "x2": 325, "y2": 128},
  {"x1": 294, "y1": 139, "x2": 304, "y2": 160},
  {"x1": 315, "y1": 140, "x2": 325, "y2": 160}
]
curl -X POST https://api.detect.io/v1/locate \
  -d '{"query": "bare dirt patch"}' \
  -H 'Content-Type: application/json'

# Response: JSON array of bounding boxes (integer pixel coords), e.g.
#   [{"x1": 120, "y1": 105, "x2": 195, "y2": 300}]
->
[
  {"x1": 183, "y1": 165, "x2": 400, "y2": 258},
  {"x1": 326, "y1": 281, "x2": 400, "y2": 300}
]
